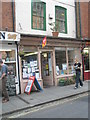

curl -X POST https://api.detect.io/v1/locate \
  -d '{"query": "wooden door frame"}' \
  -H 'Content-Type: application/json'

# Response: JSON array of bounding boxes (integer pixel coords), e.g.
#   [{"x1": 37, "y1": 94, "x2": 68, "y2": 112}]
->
[{"x1": 38, "y1": 47, "x2": 54, "y2": 86}]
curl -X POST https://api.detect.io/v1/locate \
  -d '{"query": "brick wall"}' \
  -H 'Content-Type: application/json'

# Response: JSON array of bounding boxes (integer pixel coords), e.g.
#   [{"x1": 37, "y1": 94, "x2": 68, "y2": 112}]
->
[
  {"x1": 80, "y1": 2, "x2": 88, "y2": 38},
  {"x1": 88, "y1": 2, "x2": 90, "y2": 38},
  {"x1": 1, "y1": 1, "x2": 15, "y2": 32},
  {"x1": 0, "y1": 1, "x2": 2, "y2": 30}
]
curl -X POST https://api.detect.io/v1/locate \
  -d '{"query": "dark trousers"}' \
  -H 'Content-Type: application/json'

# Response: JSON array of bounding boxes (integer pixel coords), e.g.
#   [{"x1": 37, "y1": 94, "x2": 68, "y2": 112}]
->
[
  {"x1": 75, "y1": 71, "x2": 83, "y2": 88},
  {"x1": 2, "y1": 77, "x2": 9, "y2": 100}
]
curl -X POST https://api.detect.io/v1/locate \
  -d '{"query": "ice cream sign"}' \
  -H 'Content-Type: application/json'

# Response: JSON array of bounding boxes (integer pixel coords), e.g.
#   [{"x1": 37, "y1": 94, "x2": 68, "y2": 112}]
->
[{"x1": 0, "y1": 31, "x2": 20, "y2": 41}]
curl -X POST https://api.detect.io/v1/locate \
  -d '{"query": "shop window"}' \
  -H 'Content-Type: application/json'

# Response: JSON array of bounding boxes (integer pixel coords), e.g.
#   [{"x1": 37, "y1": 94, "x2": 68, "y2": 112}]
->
[
  {"x1": 68, "y1": 48, "x2": 75, "y2": 74},
  {"x1": 31, "y1": 2, "x2": 46, "y2": 31},
  {"x1": 83, "y1": 48, "x2": 90, "y2": 70},
  {"x1": 0, "y1": 50, "x2": 16, "y2": 76},
  {"x1": 0, "y1": 50, "x2": 16, "y2": 96},
  {"x1": 55, "y1": 6, "x2": 67, "y2": 33},
  {"x1": 0, "y1": 50, "x2": 16, "y2": 62},
  {"x1": 55, "y1": 49, "x2": 67, "y2": 75},
  {"x1": 21, "y1": 51, "x2": 39, "y2": 79}
]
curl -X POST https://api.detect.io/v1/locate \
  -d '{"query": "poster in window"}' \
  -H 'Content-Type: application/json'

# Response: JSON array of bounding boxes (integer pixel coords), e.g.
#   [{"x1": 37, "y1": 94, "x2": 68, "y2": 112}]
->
[
  {"x1": 23, "y1": 68, "x2": 28, "y2": 78},
  {"x1": 62, "y1": 64, "x2": 67, "y2": 70},
  {"x1": 34, "y1": 61, "x2": 37, "y2": 66},
  {"x1": 30, "y1": 61, "x2": 34, "y2": 67}
]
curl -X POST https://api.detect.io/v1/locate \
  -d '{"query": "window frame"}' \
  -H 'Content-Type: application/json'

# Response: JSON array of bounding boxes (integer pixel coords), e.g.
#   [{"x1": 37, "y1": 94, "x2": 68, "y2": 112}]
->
[
  {"x1": 31, "y1": 1, "x2": 46, "y2": 31},
  {"x1": 55, "y1": 6, "x2": 67, "y2": 34}
]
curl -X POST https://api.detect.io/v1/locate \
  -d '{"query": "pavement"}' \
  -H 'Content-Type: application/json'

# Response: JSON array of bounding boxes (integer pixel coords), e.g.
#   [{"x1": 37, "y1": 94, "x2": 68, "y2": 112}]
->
[{"x1": 0, "y1": 80, "x2": 89, "y2": 117}]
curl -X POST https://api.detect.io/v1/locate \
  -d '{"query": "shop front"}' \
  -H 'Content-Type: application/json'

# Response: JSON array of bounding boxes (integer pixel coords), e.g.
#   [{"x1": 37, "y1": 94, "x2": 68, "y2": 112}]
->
[
  {"x1": 20, "y1": 35, "x2": 84, "y2": 93},
  {"x1": 83, "y1": 42, "x2": 90, "y2": 80},
  {"x1": 0, "y1": 31, "x2": 20, "y2": 95}
]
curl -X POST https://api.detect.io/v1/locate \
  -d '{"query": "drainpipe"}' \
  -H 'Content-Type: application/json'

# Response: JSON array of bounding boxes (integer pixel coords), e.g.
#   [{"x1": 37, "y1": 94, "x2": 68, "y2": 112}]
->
[
  {"x1": 75, "y1": 2, "x2": 78, "y2": 38},
  {"x1": 12, "y1": 1, "x2": 21, "y2": 93},
  {"x1": 12, "y1": 0, "x2": 15, "y2": 32},
  {"x1": 15, "y1": 41, "x2": 21, "y2": 94},
  {"x1": 78, "y1": 2, "x2": 82, "y2": 38}
]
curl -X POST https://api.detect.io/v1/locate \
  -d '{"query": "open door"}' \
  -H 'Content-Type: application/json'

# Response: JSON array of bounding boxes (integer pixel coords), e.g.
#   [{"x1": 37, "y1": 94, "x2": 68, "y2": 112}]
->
[{"x1": 41, "y1": 51, "x2": 53, "y2": 87}]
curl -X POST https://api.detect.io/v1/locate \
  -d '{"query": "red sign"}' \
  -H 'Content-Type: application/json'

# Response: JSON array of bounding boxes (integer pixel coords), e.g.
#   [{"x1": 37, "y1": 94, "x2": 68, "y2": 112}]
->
[
  {"x1": 86, "y1": 42, "x2": 90, "y2": 46},
  {"x1": 42, "y1": 36, "x2": 47, "y2": 48},
  {"x1": 24, "y1": 76, "x2": 35, "y2": 94}
]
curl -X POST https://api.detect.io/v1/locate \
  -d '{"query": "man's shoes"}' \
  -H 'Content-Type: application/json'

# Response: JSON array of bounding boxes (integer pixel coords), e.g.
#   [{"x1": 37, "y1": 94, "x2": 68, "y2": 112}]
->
[
  {"x1": 2, "y1": 99, "x2": 9, "y2": 103},
  {"x1": 80, "y1": 85, "x2": 83, "y2": 87},
  {"x1": 74, "y1": 86, "x2": 78, "y2": 89},
  {"x1": 2, "y1": 98, "x2": 5, "y2": 101}
]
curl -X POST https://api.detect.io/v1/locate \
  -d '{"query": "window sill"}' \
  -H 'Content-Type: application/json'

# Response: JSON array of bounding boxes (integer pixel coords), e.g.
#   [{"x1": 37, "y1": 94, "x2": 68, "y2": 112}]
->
[
  {"x1": 56, "y1": 74, "x2": 75, "y2": 79},
  {"x1": 84, "y1": 70, "x2": 90, "y2": 72}
]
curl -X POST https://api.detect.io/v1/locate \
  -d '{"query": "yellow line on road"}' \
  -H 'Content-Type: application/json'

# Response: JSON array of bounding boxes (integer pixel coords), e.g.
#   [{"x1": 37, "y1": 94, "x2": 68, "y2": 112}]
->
[{"x1": 8, "y1": 93, "x2": 88, "y2": 118}]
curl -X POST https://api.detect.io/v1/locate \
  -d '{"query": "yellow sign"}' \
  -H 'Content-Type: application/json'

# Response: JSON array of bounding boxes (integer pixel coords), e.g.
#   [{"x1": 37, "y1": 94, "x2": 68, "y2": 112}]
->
[{"x1": 8, "y1": 33, "x2": 17, "y2": 40}]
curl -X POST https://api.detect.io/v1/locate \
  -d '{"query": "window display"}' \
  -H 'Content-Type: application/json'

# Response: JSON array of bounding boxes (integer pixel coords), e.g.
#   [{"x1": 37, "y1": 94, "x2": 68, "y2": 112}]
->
[
  {"x1": 68, "y1": 48, "x2": 75, "y2": 74},
  {"x1": 55, "y1": 49, "x2": 67, "y2": 75},
  {"x1": 0, "y1": 50, "x2": 16, "y2": 62},
  {"x1": 0, "y1": 50, "x2": 16, "y2": 96},
  {"x1": 83, "y1": 48, "x2": 90, "y2": 70},
  {"x1": 21, "y1": 52, "x2": 39, "y2": 79}
]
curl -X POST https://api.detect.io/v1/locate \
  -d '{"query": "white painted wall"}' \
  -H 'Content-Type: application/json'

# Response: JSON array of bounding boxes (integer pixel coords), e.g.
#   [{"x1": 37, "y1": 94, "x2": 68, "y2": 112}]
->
[{"x1": 15, "y1": 0, "x2": 76, "y2": 38}]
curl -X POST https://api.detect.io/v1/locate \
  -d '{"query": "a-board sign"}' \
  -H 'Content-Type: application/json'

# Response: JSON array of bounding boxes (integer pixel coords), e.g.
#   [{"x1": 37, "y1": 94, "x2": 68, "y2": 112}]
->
[{"x1": 24, "y1": 76, "x2": 35, "y2": 94}]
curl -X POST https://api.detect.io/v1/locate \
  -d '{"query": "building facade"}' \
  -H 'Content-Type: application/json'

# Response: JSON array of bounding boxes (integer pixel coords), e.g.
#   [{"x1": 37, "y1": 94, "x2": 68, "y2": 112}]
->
[
  {"x1": 0, "y1": 2, "x2": 20, "y2": 95},
  {"x1": 79, "y1": 2, "x2": 90, "y2": 80},
  {"x1": 15, "y1": 0, "x2": 84, "y2": 93},
  {"x1": 0, "y1": 0, "x2": 87, "y2": 94}
]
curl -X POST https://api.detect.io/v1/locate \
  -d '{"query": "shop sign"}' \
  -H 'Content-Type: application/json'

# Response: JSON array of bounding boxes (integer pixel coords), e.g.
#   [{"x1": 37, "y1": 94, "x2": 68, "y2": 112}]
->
[
  {"x1": 25, "y1": 76, "x2": 42, "y2": 95},
  {"x1": 25, "y1": 76, "x2": 35, "y2": 95},
  {"x1": 0, "y1": 31, "x2": 20, "y2": 41}
]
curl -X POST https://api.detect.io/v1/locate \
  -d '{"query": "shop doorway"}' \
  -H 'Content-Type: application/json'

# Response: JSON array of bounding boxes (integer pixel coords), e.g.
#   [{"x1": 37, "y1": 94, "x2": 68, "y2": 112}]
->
[{"x1": 41, "y1": 51, "x2": 54, "y2": 87}]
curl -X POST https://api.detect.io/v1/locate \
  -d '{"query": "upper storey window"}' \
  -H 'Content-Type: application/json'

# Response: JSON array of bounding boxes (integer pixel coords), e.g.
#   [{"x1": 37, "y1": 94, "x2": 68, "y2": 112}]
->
[
  {"x1": 55, "y1": 6, "x2": 67, "y2": 33},
  {"x1": 31, "y1": 2, "x2": 46, "y2": 31}
]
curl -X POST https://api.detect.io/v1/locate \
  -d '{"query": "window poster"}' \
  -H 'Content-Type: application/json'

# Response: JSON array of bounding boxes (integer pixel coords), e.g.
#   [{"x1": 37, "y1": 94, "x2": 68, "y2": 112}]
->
[
  {"x1": 34, "y1": 61, "x2": 37, "y2": 66},
  {"x1": 23, "y1": 68, "x2": 28, "y2": 78},
  {"x1": 49, "y1": 58, "x2": 52, "y2": 72},
  {"x1": 56, "y1": 66, "x2": 60, "y2": 75},
  {"x1": 23, "y1": 59, "x2": 39, "y2": 79},
  {"x1": 30, "y1": 61, "x2": 34, "y2": 67},
  {"x1": 62, "y1": 64, "x2": 67, "y2": 70}
]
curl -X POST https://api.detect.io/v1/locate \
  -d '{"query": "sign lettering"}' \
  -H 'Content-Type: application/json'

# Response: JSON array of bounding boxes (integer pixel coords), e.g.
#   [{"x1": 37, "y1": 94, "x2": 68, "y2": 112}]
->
[
  {"x1": 0, "y1": 31, "x2": 20, "y2": 41},
  {"x1": 0, "y1": 32, "x2": 5, "y2": 39}
]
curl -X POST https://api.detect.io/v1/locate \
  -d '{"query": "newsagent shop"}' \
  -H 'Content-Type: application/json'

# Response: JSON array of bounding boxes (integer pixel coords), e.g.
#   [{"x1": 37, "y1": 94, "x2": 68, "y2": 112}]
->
[
  {"x1": 19, "y1": 34, "x2": 85, "y2": 93},
  {"x1": 0, "y1": 31, "x2": 20, "y2": 96}
]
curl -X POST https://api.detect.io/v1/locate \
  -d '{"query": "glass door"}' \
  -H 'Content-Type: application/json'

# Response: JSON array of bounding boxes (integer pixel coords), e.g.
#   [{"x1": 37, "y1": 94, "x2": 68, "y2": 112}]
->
[{"x1": 41, "y1": 51, "x2": 53, "y2": 87}]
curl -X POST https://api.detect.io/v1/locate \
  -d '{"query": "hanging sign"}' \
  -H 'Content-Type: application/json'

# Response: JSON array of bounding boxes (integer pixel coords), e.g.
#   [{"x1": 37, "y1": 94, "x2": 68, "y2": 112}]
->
[{"x1": 0, "y1": 31, "x2": 20, "y2": 41}]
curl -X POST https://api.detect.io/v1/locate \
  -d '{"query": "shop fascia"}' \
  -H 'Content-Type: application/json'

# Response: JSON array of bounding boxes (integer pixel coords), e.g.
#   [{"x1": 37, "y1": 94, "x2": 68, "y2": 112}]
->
[{"x1": 0, "y1": 31, "x2": 20, "y2": 42}]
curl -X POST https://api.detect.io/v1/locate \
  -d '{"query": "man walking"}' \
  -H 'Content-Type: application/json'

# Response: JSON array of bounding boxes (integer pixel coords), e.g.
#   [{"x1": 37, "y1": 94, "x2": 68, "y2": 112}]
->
[
  {"x1": 0, "y1": 59, "x2": 9, "y2": 103},
  {"x1": 74, "y1": 58, "x2": 83, "y2": 89}
]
